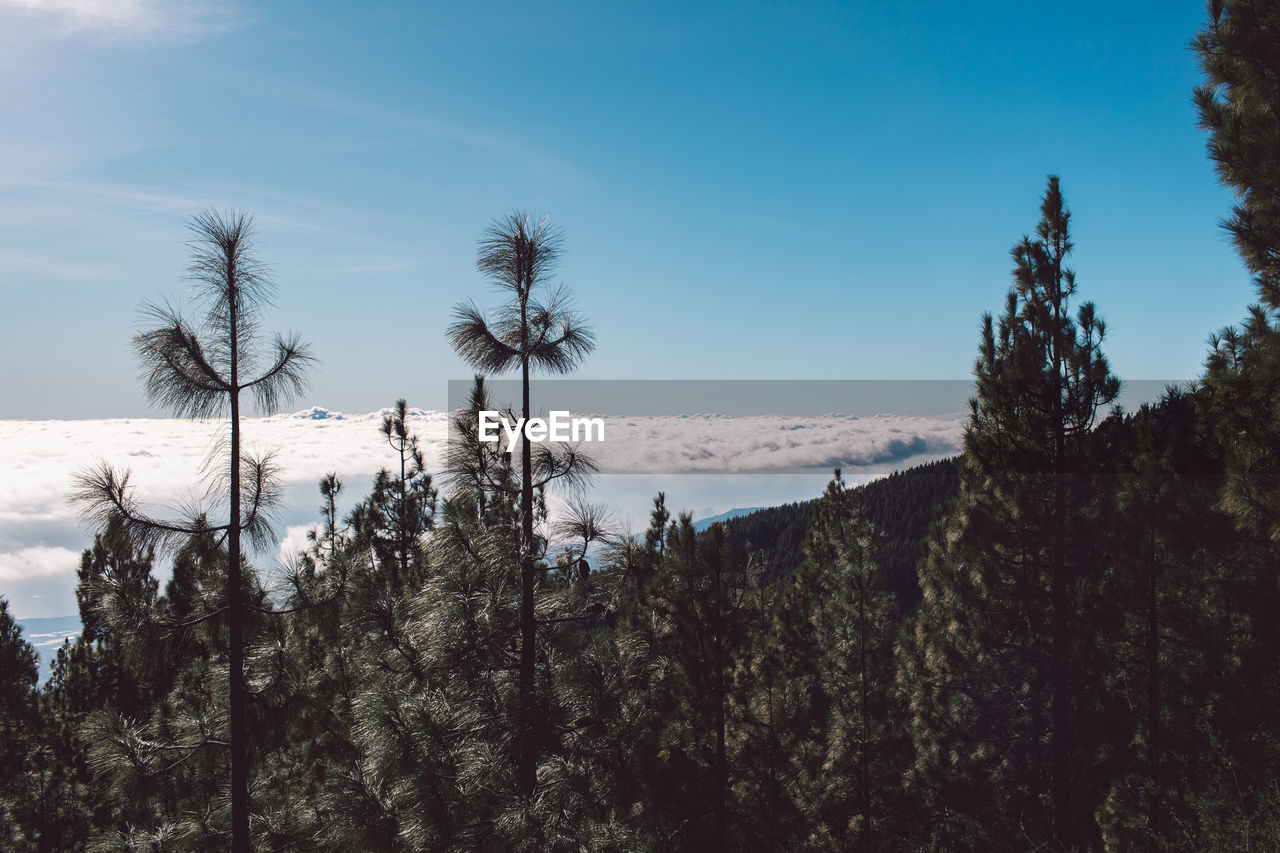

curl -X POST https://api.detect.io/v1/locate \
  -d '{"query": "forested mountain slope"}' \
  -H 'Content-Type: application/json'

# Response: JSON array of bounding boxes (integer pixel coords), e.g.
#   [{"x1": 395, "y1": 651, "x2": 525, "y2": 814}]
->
[{"x1": 722, "y1": 456, "x2": 959, "y2": 608}]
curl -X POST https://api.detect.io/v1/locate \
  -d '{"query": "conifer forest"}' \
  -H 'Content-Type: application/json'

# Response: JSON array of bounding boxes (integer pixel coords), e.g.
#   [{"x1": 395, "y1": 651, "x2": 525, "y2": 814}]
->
[{"x1": 3, "y1": 2, "x2": 1280, "y2": 850}]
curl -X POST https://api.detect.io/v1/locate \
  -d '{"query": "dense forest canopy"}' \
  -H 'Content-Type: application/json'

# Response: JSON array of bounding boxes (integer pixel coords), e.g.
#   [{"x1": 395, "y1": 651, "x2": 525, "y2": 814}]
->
[{"x1": 3, "y1": 2, "x2": 1280, "y2": 850}]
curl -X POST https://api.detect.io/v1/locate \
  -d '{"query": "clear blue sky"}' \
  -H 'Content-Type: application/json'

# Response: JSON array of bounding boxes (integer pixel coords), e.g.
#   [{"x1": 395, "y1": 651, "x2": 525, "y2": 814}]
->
[{"x1": 0, "y1": 0, "x2": 1251, "y2": 418}]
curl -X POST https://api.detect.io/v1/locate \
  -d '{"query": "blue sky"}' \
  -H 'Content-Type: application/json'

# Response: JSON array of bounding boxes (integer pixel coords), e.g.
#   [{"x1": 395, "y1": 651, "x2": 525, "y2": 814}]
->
[{"x1": 0, "y1": 0, "x2": 1252, "y2": 418}]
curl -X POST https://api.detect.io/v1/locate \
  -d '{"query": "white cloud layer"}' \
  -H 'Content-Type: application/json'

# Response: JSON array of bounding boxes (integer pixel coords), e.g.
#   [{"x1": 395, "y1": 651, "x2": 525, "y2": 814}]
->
[
  {"x1": 0, "y1": 407, "x2": 964, "y2": 612},
  {"x1": 591, "y1": 413, "x2": 963, "y2": 473}
]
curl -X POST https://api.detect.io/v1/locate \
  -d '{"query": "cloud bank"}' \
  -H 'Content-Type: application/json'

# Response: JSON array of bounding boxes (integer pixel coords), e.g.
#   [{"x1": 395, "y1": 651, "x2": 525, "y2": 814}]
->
[
  {"x1": 589, "y1": 413, "x2": 963, "y2": 473},
  {"x1": 0, "y1": 407, "x2": 964, "y2": 614}
]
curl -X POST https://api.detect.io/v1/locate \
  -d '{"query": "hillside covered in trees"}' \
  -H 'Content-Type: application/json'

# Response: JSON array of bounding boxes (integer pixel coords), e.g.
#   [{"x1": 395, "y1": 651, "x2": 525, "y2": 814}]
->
[
  {"x1": 721, "y1": 457, "x2": 959, "y2": 607},
  {"x1": 3, "y1": 2, "x2": 1280, "y2": 850}
]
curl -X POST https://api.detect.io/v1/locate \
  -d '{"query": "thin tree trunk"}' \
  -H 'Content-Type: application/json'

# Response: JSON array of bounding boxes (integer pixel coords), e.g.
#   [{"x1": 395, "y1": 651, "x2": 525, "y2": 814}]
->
[
  {"x1": 228, "y1": 285, "x2": 250, "y2": 852},
  {"x1": 398, "y1": 441, "x2": 407, "y2": 588},
  {"x1": 715, "y1": 673, "x2": 727, "y2": 853},
  {"x1": 1050, "y1": 242, "x2": 1072, "y2": 849},
  {"x1": 1147, "y1": 529, "x2": 1161, "y2": 850},
  {"x1": 1051, "y1": 449, "x2": 1070, "y2": 846},
  {"x1": 712, "y1": 546, "x2": 728, "y2": 853},
  {"x1": 518, "y1": 347, "x2": 537, "y2": 798},
  {"x1": 859, "y1": 577, "x2": 871, "y2": 845}
]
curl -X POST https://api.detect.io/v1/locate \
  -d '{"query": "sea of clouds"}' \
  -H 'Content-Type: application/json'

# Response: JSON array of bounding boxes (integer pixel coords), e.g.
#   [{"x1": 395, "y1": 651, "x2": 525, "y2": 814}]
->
[{"x1": 0, "y1": 407, "x2": 966, "y2": 618}]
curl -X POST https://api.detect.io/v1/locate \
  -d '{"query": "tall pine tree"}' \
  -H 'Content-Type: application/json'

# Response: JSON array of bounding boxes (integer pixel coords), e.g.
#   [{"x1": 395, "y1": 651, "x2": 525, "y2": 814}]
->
[
  {"x1": 902, "y1": 177, "x2": 1118, "y2": 850},
  {"x1": 74, "y1": 209, "x2": 313, "y2": 851}
]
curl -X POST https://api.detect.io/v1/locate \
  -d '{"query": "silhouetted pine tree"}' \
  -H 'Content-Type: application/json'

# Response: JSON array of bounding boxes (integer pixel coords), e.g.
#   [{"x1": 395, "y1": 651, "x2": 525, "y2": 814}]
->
[
  {"x1": 1184, "y1": 1, "x2": 1280, "y2": 843},
  {"x1": 1085, "y1": 394, "x2": 1238, "y2": 851},
  {"x1": 73, "y1": 209, "x2": 313, "y2": 851},
  {"x1": 445, "y1": 375, "x2": 519, "y2": 524},
  {"x1": 901, "y1": 177, "x2": 1118, "y2": 850},
  {"x1": 801, "y1": 471, "x2": 907, "y2": 849},
  {"x1": 336, "y1": 401, "x2": 438, "y2": 688},
  {"x1": 639, "y1": 517, "x2": 758, "y2": 852},
  {"x1": 447, "y1": 211, "x2": 596, "y2": 798},
  {"x1": 0, "y1": 598, "x2": 43, "y2": 849}
]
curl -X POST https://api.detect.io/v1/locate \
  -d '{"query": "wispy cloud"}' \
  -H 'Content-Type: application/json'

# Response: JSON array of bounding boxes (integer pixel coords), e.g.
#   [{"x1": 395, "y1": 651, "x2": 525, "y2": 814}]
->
[
  {"x1": 0, "y1": 248, "x2": 101, "y2": 279},
  {"x1": 19, "y1": 179, "x2": 203, "y2": 212},
  {"x1": 0, "y1": 176, "x2": 430, "y2": 291},
  {"x1": 253, "y1": 78, "x2": 589, "y2": 183},
  {"x1": 0, "y1": 0, "x2": 241, "y2": 42},
  {"x1": 334, "y1": 256, "x2": 430, "y2": 276}
]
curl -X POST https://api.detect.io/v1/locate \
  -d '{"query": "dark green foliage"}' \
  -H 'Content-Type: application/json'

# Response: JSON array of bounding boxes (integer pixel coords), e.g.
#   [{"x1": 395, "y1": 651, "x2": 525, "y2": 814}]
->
[
  {"x1": 1194, "y1": 0, "x2": 1280, "y2": 309},
  {"x1": 901, "y1": 177, "x2": 1119, "y2": 851},
  {"x1": 375, "y1": 399, "x2": 438, "y2": 589},
  {"x1": 718, "y1": 500, "x2": 811, "y2": 586},
  {"x1": 1186, "y1": 3, "x2": 1280, "y2": 846},
  {"x1": 0, "y1": 598, "x2": 42, "y2": 848},
  {"x1": 1087, "y1": 392, "x2": 1243, "y2": 851},
  {"x1": 40, "y1": 395, "x2": 1280, "y2": 852},
  {"x1": 641, "y1": 517, "x2": 756, "y2": 851},
  {"x1": 720, "y1": 457, "x2": 960, "y2": 607},
  {"x1": 46, "y1": 387, "x2": 1279, "y2": 851},
  {"x1": 734, "y1": 471, "x2": 913, "y2": 851}
]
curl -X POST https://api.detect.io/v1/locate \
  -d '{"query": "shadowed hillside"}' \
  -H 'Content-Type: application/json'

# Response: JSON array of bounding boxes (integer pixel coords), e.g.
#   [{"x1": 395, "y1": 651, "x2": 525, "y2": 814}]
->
[{"x1": 721, "y1": 457, "x2": 960, "y2": 609}]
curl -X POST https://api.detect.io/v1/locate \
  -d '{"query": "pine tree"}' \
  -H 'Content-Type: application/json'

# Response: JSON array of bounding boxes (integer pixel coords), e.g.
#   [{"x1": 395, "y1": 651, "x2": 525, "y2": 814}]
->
[
  {"x1": 444, "y1": 375, "x2": 519, "y2": 523},
  {"x1": 1190, "y1": 2, "x2": 1280, "y2": 839},
  {"x1": 641, "y1": 516, "x2": 757, "y2": 851},
  {"x1": 805, "y1": 471, "x2": 906, "y2": 849},
  {"x1": 1082, "y1": 395, "x2": 1240, "y2": 852},
  {"x1": 18, "y1": 523, "x2": 164, "y2": 849},
  {"x1": 73, "y1": 209, "x2": 313, "y2": 851},
  {"x1": 318, "y1": 451, "x2": 645, "y2": 849},
  {"x1": 902, "y1": 177, "x2": 1118, "y2": 850},
  {"x1": 738, "y1": 471, "x2": 909, "y2": 851},
  {"x1": 447, "y1": 211, "x2": 596, "y2": 797},
  {"x1": 378, "y1": 398, "x2": 437, "y2": 588},
  {"x1": 1196, "y1": 0, "x2": 1280, "y2": 545},
  {"x1": 1194, "y1": 0, "x2": 1280, "y2": 310},
  {"x1": 0, "y1": 598, "x2": 41, "y2": 848}
]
